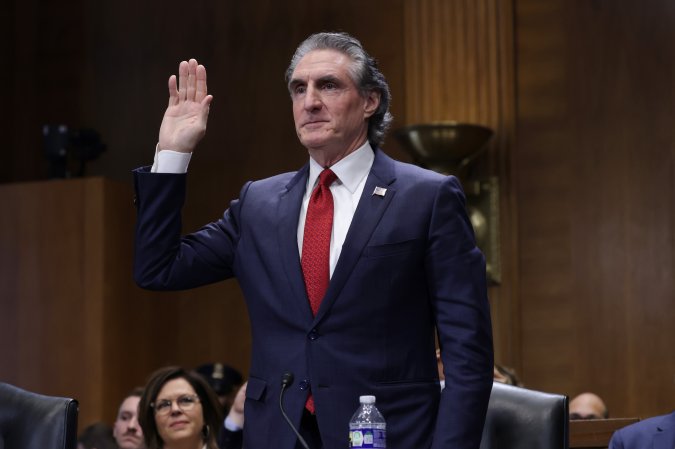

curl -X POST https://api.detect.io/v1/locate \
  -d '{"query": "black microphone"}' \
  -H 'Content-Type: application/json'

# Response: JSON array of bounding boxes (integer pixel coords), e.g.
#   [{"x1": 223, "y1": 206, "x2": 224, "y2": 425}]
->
[{"x1": 279, "y1": 372, "x2": 311, "y2": 449}]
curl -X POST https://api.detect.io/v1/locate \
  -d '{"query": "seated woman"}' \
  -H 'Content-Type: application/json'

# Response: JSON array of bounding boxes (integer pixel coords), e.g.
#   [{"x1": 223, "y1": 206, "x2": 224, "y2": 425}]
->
[{"x1": 138, "y1": 366, "x2": 224, "y2": 449}]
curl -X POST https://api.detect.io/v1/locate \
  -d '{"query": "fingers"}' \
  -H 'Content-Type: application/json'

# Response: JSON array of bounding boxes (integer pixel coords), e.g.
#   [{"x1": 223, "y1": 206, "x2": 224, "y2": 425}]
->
[
  {"x1": 195, "y1": 63, "x2": 208, "y2": 102},
  {"x1": 167, "y1": 75, "x2": 178, "y2": 107},
  {"x1": 175, "y1": 59, "x2": 207, "y2": 104},
  {"x1": 178, "y1": 60, "x2": 189, "y2": 102},
  {"x1": 187, "y1": 59, "x2": 197, "y2": 102}
]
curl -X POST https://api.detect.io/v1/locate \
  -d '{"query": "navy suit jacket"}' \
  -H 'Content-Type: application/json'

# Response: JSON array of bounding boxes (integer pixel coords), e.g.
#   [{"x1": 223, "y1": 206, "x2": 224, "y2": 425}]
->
[
  {"x1": 609, "y1": 412, "x2": 675, "y2": 449},
  {"x1": 133, "y1": 148, "x2": 494, "y2": 449}
]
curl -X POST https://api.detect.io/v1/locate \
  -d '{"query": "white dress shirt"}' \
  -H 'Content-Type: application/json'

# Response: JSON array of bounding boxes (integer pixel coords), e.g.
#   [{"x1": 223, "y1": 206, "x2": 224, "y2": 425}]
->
[
  {"x1": 297, "y1": 142, "x2": 374, "y2": 277},
  {"x1": 151, "y1": 141, "x2": 375, "y2": 278}
]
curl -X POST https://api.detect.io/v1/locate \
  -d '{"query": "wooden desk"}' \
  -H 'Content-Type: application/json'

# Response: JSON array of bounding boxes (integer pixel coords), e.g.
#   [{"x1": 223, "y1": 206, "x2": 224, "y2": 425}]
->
[{"x1": 570, "y1": 418, "x2": 639, "y2": 448}]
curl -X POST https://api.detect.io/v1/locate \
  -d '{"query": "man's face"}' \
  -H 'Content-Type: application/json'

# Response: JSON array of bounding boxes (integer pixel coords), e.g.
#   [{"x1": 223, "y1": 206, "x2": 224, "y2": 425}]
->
[
  {"x1": 289, "y1": 49, "x2": 379, "y2": 157},
  {"x1": 113, "y1": 395, "x2": 144, "y2": 449}
]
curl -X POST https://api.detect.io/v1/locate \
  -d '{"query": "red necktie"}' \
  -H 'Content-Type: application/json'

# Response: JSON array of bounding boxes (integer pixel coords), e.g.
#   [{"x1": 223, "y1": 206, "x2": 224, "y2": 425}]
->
[
  {"x1": 302, "y1": 168, "x2": 337, "y2": 315},
  {"x1": 301, "y1": 168, "x2": 337, "y2": 413}
]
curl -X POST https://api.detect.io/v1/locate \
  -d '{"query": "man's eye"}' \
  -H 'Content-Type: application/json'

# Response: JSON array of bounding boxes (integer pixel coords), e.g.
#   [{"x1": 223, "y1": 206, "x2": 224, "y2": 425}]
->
[
  {"x1": 294, "y1": 85, "x2": 306, "y2": 95},
  {"x1": 323, "y1": 82, "x2": 337, "y2": 90}
]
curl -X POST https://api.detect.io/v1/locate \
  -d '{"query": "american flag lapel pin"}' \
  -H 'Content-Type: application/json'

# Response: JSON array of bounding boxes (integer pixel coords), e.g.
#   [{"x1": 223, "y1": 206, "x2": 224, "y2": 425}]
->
[{"x1": 373, "y1": 186, "x2": 387, "y2": 197}]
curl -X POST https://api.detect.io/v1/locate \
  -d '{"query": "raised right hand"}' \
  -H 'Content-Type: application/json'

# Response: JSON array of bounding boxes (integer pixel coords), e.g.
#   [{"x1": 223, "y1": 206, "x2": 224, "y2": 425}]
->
[{"x1": 158, "y1": 58, "x2": 213, "y2": 153}]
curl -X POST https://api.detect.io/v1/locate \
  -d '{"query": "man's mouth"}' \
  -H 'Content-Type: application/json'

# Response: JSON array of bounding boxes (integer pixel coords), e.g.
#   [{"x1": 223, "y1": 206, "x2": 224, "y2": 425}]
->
[{"x1": 303, "y1": 119, "x2": 328, "y2": 127}]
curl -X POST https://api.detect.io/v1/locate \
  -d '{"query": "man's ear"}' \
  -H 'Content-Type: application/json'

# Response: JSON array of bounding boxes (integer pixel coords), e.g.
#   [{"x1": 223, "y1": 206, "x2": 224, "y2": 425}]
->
[{"x1": 363, "y1": 90, "x2": 381, "y2": 118}]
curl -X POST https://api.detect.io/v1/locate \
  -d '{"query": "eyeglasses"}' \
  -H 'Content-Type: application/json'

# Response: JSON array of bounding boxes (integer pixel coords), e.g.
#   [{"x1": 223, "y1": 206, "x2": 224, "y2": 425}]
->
[{"x1": 151, "y1": 394, "x2": 200, "y2": 416}]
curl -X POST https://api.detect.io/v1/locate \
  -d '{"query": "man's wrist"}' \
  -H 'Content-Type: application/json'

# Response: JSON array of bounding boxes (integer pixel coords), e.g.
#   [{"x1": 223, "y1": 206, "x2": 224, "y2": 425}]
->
[{"x1": 151, "y1": 144, "x2": 192, "y2": 173}]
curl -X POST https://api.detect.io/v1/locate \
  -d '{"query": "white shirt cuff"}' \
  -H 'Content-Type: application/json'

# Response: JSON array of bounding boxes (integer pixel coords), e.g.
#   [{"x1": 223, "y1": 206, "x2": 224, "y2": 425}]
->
[
  {"x1": 224, "y1": 416, "x2": 243, "y2": 432},
  {"x1": 150, "y1": 144, "x2": 192, "y2": 173}
]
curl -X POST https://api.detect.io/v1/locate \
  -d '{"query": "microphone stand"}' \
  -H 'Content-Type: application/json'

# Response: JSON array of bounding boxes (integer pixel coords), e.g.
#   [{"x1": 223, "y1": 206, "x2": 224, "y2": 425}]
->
[{"x1": 279, "y1": 372, "x2": 311, "y2": 449}]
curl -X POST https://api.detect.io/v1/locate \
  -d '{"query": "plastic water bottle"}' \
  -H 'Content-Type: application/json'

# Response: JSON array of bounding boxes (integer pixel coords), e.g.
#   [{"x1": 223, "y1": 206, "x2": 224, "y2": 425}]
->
[{"x1": 349, "y1": 395, "x2": 386, "y2": 448}]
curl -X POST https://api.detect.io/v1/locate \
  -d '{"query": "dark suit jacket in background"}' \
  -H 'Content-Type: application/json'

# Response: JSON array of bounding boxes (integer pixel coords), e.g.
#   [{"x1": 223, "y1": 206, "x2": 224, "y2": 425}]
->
[
  {"x1": 609, "y1": 411, "x2": 675, "y2": 449},
  {"x1": 218, "y1": 426, "x2": 242, "y2": 449},
  {"x1": 133, "y1": 148, "x2": 494, "y2": 449}
]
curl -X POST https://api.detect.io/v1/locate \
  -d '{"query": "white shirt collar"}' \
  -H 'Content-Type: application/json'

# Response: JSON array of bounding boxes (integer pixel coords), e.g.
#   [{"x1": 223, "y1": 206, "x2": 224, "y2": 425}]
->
[{"x1": 307, "y1": 141, "x2": 374, "y2": 193}]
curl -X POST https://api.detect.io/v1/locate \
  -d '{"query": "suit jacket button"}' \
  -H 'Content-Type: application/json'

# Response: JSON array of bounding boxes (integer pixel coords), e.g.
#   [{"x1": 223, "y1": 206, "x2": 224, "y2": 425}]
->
[
  {"x1": 299, "y1": 380, "x2": 310, "y2": 390},
  {"x1": 308, "y1": 329, "x2": 319, "y2": 340}
]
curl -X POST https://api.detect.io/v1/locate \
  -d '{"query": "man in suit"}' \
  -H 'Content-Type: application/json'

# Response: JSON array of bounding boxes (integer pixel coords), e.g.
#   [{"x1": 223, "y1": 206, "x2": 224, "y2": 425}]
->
[
  {"x1": 609, "y1": 411, "x2": 675, "y2": 449},
  {"x1": 133, "y1": 32, "x2": 493, "y2": 449}
]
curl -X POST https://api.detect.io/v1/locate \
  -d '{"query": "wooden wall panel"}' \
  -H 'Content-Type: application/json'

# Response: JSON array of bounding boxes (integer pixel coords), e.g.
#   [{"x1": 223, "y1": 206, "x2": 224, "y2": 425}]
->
[
  {"x1": 0, "y1": 179, "x2": 187, "y2": 428},
  {"x1": 402, "y1": 0, "x2": 520, "y2": 368},
  {"x1": 515, "y1": 0, "x2": 675, "y2": 417},
  {"x1": 1, "y1": 0, "x2": 85, "y2": 183},
  {"x1": 404, "y1": 0, "x2": 506, "y2": 127}
]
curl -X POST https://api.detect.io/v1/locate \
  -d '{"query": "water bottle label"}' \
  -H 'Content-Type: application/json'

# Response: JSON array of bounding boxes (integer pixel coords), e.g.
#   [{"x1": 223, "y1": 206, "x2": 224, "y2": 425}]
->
[{"x1": 349, "y1": 428, "x2": 386, "y2": 448}]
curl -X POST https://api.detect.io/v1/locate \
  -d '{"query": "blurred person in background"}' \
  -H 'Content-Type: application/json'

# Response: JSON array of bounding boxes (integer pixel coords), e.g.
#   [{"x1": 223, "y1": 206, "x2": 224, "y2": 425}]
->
[
  {"x1": 77, "y1": 422, "x2": 117, "y2": 449},
  {"x1": 138, "y1": 366, "x2": 223, "y2": 449},
  {"x1": 569, "y1": 392, "x2": 609, "y2": 420},
  {"x1": 218, "y1": 382, "x2": 247, "y2": 449},
  {"x1": 194, "y1": 362, "x2": 243, "y2": 414},
  {"x1": 113, "y1": 387, "x2": 146, "y2": 449},
  {"x1": 492, "y1": 364, "x2": 522, "y2": 387}
]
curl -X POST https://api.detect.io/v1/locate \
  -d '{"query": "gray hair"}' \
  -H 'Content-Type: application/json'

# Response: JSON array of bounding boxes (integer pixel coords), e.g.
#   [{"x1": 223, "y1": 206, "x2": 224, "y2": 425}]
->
[{"x1": 285, "y1": 32, "x2": 393, "y2": 147}]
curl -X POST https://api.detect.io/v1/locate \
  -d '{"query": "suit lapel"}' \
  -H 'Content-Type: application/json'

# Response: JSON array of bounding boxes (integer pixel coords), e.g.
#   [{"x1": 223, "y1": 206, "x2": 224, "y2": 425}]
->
[
  {"x1": 314, "y1": 149, "x2": 397, "y2": 323},
  {"x1": 277, "y1": 164, "x2": 314, "y2": 322}
]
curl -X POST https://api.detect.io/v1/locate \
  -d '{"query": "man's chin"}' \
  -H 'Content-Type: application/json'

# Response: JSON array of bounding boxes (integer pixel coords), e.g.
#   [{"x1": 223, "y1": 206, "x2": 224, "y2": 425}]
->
[
  {"x1": 301, "y1": 143, "x2": 329, "y2": 154},
  {"x1": 298, "y1": 128, "x2": 333, "y2": 147}
]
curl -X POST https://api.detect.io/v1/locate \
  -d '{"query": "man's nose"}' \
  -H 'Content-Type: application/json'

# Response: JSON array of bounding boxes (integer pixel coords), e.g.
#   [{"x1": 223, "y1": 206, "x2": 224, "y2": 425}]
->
[
  {"x1": 303, "y1": 85, "x2": 322, "y2": 111},
  {"x1": 128, "y1": 416, "x2": 138, "y2": 430}
]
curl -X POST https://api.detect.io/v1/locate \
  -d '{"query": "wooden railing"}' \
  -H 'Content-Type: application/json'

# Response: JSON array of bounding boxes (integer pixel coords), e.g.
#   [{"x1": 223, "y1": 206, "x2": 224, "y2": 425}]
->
[{"x1": 570, "y1": 418, "x2": 639, "y2": 448}]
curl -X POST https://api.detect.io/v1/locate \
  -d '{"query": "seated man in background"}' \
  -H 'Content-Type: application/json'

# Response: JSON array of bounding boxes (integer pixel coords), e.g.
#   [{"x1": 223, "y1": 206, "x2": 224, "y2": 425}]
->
[
  {"x1": 492, "y1": 364, "x2": 522, "y2": 386},
  {"x1": 113, "y1": 387, "x2": 146, "y2": 449},
  {"x1": 195, "y1": 362, "x2": 244, "y2": 414},
  {"x1": 608, "y1": 411, "x2": 675, "y2": 449},
  {"x1": 569, "y1": 392, "x2": 609, "y2": 420},
  {"x1": 77, "y1": 422, "x2": 117, "y2": 449},
  {"x1": 218, "y1": 382, "x2": 247, "y2": 449}
]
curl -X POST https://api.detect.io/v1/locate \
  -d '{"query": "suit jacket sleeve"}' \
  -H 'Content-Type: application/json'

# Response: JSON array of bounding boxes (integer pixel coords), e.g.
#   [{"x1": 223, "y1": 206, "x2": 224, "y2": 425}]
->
[
  {"x1": 429, "y1": 176, "x2": 494, "y2": 449},
  {"x1": 608, "y1": 430, "x2": 625, "y2": 449},
  {"x1": 132, "y1": 166, "x2": 248, "y2": 290}
]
